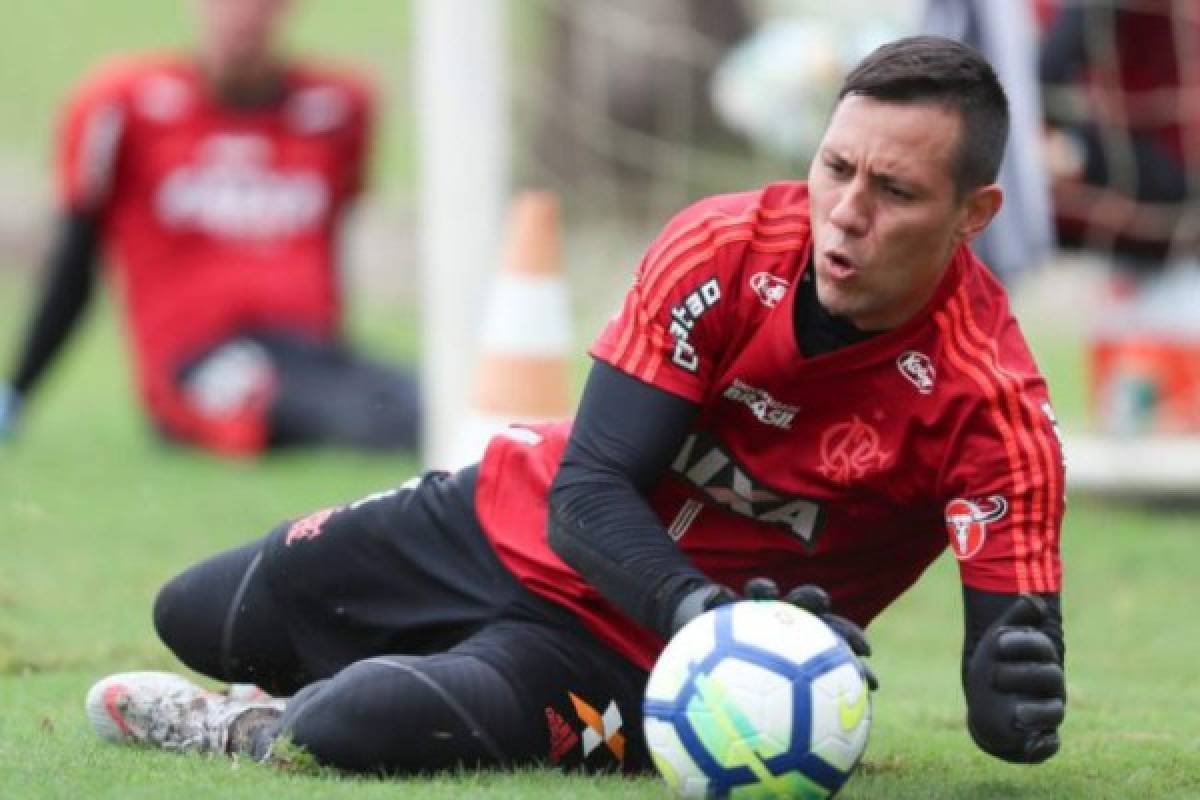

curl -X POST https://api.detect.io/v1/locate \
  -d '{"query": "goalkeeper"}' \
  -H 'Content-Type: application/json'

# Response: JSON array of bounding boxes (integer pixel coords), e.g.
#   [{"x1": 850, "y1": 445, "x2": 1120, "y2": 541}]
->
[{"x1": 86, "y1": 36, "x2": 1066, "y2": 774}]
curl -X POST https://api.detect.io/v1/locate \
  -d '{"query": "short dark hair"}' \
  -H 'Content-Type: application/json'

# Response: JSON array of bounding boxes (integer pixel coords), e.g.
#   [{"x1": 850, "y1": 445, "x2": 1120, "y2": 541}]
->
[{"x1": 837, "y1": 35, "x2": 1009, "y2": 195}]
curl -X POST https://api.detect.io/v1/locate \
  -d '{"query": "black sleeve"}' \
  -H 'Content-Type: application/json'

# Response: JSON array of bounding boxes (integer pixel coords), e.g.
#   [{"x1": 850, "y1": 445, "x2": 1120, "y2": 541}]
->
[
  {"x1": 9, "y1": 211, "x2": 100, "y2": 397},
  {"x1": 961, "y1": 586, "x2": 1065, "y2": 683},
  {"x1": 547, "y1": 359, "x2": 711, "y2": 638}
]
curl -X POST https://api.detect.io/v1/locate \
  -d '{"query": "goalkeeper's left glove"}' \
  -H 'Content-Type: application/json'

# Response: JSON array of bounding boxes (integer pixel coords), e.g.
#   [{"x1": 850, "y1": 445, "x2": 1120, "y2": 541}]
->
[{"x1": 965, "y1": 594, "x2": 1065, "y2": 763}]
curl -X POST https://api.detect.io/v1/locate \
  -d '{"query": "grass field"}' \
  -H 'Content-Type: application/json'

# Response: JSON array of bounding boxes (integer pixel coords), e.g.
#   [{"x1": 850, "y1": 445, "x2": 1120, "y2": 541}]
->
[
  {"x1": 1, "y1": 271, "x2": 1198, "y2": 799},
  {"x1": 1, "y1": 3, "x2": 1199, "y2": 796}
]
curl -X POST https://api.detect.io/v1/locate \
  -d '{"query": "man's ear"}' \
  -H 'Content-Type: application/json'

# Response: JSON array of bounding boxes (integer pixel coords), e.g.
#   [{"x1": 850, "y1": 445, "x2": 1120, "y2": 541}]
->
[{"x1": 958, "y1": 184, "x2": 1003, "y2": 242}]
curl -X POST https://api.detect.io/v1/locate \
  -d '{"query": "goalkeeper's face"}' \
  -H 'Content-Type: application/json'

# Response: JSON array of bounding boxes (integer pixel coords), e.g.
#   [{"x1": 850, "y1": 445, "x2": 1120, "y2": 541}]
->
[
  {"x1": 807, "y1": 94, "x2": 1001, "y2": 332},
  {"x1": 193, "y1": 0, "x2": 294, "y2": 78}
]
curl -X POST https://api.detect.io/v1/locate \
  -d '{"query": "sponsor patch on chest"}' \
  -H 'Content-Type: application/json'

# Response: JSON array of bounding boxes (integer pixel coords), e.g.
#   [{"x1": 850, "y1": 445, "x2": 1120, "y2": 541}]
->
[
  {"x1": 722, "y1": 379, "x2": 799, "y2": 429},
  {"x1": 671, "y1": 431, "x2": 823, "y2": 547},
  {"x1": 155, "y1": 134, "x2": 330, "y2": 238}
]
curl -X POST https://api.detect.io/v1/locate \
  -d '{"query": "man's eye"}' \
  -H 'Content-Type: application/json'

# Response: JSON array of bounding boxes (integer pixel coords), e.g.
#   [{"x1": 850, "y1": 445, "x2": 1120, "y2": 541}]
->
[
  {"x1": 883, "y1": 184, "x2": 913, "y2": 200},
  {"x1": 825, "y1": 159, "x2": 850, "y2": 177}
]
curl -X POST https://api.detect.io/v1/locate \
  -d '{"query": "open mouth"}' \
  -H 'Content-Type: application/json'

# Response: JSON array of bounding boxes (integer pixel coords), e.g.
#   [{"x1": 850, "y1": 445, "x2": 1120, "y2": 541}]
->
[{"x1": 824, "y1": 250, "x2": 858, "y2": 280}]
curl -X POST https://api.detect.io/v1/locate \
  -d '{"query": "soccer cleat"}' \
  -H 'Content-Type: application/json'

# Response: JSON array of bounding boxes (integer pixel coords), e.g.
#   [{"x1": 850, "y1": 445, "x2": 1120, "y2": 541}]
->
[
  {"x1": 85, "y1": 671, "x2": 277, "y2": 754},
  {"x1": 226, "y1": 683, "x2": 287, "y2": 709}
]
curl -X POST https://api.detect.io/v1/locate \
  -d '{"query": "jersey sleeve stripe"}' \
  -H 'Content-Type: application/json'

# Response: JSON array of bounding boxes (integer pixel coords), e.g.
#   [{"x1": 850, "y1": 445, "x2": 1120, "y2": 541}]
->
[
  {"x1": 608, "y1": 201, "x2": 808, "y2": 382},
  {"x1": 639, "y1": 208, "x2": 808, "y2": 305},
  {"x1": 950, "y1": 304, "x2": 1044, "y2": 592},
  {"x1": 625, "y1": 227, "x2": 808, "y2": 382},
  {"x1": 643, "y1": 222, "x2": 808, "y2": 318},
  {"x1": 957, "y1": 297, "x2": 1063, "y2": 592},
  {"x1": 960, "y1": 314, "x2": 1061, "y2": 584},
  {"x1": 1028, "y1": 396, "x2": 1064, "y2": 589},
  {"x1": 935, "y1": 294, "x2": 1033, "y2": 593},
  {"x1": 607, "y1": 296, "x2": 648, "y2": 377},
  {"x1": 955, "y1": 290, "x2": 1058, "y2": 593},
  {"x1": 620, "y1": 309, "x2": 655, "y2": 383},
  {"x1": 638, "y1": 210, "x2": 757, "y2": 301},
  {"x1": 607, "y1": 213, "x2": 736, "y2": 374},
  {"x1": 753, "y1": 203, "x2": 813, "y2": 221}
]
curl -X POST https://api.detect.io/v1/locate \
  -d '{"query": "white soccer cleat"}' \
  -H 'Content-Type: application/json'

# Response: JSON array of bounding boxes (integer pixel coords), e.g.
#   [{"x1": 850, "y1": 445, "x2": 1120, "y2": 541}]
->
[
  {"x1": 226, "y1": 683, "x2": 287, "y2": 709},
  {"x1": 85, "y1": 671, "x2": 260, "y2": 754}
]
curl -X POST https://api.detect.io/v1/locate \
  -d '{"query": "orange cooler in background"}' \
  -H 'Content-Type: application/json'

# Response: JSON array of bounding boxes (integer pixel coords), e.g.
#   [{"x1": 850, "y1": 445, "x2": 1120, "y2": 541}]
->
[{"x1": 1090, "y1": 335, "x2": 1200, "y2": 435}]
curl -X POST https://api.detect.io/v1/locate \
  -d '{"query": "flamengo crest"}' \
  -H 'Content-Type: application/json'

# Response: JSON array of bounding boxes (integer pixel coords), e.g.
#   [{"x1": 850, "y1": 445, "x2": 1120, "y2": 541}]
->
[{"x1": 897, "y1": 350, "x2": 936, "y2": 394}]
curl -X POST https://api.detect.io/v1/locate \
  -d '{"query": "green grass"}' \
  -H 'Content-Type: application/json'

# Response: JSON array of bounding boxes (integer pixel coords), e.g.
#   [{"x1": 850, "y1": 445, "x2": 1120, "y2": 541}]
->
[
  {"x1": 9, "y1": 5, "x2": 1195, "y2": 795},
  {"x1": 1, "y1": 269, "x2": 1199, "y2": 798}
]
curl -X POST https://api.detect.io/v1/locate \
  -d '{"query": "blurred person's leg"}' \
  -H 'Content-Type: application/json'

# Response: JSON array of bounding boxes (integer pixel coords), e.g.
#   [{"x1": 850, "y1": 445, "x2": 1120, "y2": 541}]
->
[
  {"x1": 255, "y1": 331, "x2": 421, "y2": 451},
  {"x1": 173, "y1": 331, "x2": 420, "y2": 453}
]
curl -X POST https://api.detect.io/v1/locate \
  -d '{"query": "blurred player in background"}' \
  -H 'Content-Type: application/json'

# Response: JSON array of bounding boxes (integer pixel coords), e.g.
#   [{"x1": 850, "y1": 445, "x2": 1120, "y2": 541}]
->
[
  {"x1": 85, "y1": 37, "x2": 1065, "y2": 777},
  {"x1": 0, "y1": 0, "x2": 419, "y2": 455},
  {"x1": 1039, "y1": 0, "x2": 1198, "y2": 268},
  {"x1": 923, "y1": 0, "x2": 1054, "y2": 285},
  {"x1": 1038, "y1": 0, "x2": 1200, "y2": 435}
]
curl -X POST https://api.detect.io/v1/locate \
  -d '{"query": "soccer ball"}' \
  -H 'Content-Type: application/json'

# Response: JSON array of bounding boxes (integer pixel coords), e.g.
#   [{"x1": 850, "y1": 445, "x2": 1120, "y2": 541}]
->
[{"x1": 643, "y1": 600, "x2": 871, "y2": 798}]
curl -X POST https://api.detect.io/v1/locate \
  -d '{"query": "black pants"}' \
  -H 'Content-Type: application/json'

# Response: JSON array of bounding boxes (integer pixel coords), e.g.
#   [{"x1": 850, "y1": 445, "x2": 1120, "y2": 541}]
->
[
  {"x1": 177, "y1": 330, "x2": 420, "y2": 452},
  {"x1": 153, "y1": 468, "x2": 651, "y2": 775}
]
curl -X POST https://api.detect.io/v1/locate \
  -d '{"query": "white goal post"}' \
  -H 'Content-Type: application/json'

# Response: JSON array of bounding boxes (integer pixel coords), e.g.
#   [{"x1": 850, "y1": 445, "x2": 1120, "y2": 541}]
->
[{"x1": 414, "y1": 0, "x2": 510, "y2": 469}]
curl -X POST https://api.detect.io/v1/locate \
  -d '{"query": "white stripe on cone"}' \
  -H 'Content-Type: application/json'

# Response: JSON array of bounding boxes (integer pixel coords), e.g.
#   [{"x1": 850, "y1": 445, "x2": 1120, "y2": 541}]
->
[{"x1": 481, "y1": 274, "x2": 571, "y2": 356}]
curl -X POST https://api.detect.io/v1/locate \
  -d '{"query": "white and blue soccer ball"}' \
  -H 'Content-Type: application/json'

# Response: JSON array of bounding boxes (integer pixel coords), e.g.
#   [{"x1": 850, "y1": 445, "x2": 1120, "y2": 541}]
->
[{"x1": 643, "y1": 600, "x2": 872, "y2": 798}]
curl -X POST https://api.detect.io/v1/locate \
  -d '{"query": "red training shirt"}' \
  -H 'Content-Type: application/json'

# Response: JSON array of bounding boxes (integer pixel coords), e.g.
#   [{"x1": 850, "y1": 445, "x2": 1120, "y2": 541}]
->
[
  {"x1": 55, "y1": 53, "x2": 372, "y2": 449},
  {"x1": 476, "y1": 182, "x2": 1065, "y2": 671}
]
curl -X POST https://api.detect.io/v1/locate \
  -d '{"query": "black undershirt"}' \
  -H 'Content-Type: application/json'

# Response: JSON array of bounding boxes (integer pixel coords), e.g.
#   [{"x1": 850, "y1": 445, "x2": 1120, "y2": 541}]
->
[
  {"x1": 794, "y1": 264, "x2": 877, "y2": 357},
  {"x1": 547, "y1": 264, "x2": 1062, "y2": 664}
]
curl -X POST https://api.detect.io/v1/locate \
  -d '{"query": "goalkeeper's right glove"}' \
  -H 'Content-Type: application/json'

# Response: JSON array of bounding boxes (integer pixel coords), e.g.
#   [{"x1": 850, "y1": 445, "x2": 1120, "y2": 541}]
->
[
  {"x1": 670, "y1": 578, "x2": 877, "y2": 690},
  {"x1": 669, "y1": 582, "x2": 738, "y2": 637}
]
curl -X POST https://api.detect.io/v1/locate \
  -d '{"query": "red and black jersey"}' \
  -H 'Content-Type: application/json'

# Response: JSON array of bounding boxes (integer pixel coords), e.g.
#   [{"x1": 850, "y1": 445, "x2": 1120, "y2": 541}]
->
[
  {"x1": 476, "y1": 182, "x2": 1065, "y2": 671},
  {"x1": 55, "y1": 53, "x2": 372, "y2": 440}
]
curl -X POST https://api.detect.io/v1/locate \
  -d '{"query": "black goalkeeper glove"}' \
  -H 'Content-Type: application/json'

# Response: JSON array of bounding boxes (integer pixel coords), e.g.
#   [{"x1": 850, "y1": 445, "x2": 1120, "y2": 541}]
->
[
  {"x1": 965, "y1": 594, "x2": 1065, "y2": 764},
  {"x1": 670, "y1": 578, "x2": 878, "y2": 691}
]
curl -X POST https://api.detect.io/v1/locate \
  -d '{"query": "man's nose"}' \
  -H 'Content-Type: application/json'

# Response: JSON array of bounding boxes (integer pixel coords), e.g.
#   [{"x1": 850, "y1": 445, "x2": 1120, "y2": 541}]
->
[{"x1": 829, "y1": 182, "x2": 870, "y2": 236}]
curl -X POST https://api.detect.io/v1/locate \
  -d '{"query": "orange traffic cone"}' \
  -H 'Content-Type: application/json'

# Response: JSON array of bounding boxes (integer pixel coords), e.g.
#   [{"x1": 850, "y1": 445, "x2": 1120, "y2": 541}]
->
[{"x1": 453, "y1": 190, "x2": 573, "y2": 465}]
